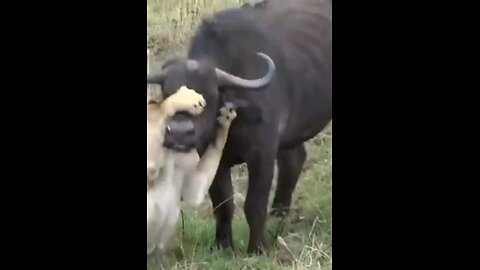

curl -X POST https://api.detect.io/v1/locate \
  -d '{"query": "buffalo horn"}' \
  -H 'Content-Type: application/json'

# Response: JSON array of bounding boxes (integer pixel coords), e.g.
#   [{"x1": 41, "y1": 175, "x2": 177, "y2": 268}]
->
[{"x1": 215, "y1": 52, "x2": 275, "y2": 89}]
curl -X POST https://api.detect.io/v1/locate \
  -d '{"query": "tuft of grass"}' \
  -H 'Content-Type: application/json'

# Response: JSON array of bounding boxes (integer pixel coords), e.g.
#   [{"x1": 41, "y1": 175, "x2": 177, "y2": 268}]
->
[{"x1": 147, "y1": 1, "x2": 332, "y2": 269}]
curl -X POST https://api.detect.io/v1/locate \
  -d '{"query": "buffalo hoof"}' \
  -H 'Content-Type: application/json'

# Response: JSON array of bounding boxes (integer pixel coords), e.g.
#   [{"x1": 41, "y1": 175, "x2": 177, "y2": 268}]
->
[
  {"x1": 270, "y1": 207, "x2": 290, "y2": 218},
  {"x1": 247, "y1": 239, "x2": 270, "y2": 255},
  {"x1": 216, "y1": 238, "x2": 235, "y2": 250},
  {"x1": 211, "y1": 239, "x2": 235, "y2": 254}
]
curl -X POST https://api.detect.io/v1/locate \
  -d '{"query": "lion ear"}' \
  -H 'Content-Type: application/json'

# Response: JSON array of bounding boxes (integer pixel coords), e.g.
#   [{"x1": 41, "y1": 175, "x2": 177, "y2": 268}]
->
[{"x1": 147, "y1": 98, "x2": 159, "y2": 105}]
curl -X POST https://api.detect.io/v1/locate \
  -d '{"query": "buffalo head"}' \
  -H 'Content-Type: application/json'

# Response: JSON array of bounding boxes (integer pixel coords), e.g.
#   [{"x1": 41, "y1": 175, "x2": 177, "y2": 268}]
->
[{"x1": 147, "y1": 52, "x2": 275, "y2": 154}]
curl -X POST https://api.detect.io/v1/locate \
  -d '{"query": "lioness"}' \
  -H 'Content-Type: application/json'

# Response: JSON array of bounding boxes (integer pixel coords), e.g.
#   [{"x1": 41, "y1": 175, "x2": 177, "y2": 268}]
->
[{"x1": 147, "y1": 86, "x2": 237, "y2": 256}]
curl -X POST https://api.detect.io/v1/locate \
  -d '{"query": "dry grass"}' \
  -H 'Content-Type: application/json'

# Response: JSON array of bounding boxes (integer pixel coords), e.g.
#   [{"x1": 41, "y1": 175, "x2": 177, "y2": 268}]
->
[{"x1": 147, "y1": 0, "x2": 248, "y2": 55}]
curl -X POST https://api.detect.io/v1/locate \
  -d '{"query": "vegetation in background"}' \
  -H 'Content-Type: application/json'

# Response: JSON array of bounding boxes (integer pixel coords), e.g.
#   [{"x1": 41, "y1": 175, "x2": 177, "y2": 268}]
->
[
  {"x1": 147, "y1": 0, "x2": 248, "y2": 55},
  {"x1": 147, "y1": 1, "x2": 332, "y2": 269}
]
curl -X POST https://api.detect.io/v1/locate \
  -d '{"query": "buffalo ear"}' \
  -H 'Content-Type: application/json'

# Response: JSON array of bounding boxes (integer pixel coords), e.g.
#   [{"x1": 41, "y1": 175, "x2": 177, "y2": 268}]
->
[
  {"x1": 161, "y1": 56, "x2": 186, "y2": 69},
  {"x1": 225, "y1": 98, "x2": 263, "y2": 124},
  {"x1": 147, "y1": 56, "x2": 184, "y2": 88},
  {"x1": 219, "y1": 90, "x2": 263, "y2": 123},
  {"x1": 147, "y1": 74, "x2": 166, "y2": 86}
]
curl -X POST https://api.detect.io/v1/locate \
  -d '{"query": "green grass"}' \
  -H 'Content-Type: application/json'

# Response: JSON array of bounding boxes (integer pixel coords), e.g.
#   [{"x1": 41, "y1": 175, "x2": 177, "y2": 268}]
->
[
  {"x1": 147, "y1": 133, "x2": 332, "y2": 270},
  {"x1": 147, "y1": 1, "x2": 332, "y2": 269}
]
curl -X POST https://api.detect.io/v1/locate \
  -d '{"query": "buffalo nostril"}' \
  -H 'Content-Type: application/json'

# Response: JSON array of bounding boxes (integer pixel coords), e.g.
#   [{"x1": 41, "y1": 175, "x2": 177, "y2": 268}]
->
[{"x1": 163, "y1": 116, "x2": 197, "y2": 152}]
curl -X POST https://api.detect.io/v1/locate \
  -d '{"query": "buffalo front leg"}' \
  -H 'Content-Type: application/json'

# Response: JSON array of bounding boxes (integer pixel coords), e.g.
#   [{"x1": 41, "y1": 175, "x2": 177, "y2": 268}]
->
[
  {"x1": 271, "y1": 144, "x2": 307, "y2": 217},
  {"x1": 209, "y1": 164, "x2": 235, "y2": 250},
  {"x1": 244, "y1": 152, "x2": 276, "y2": 254}
]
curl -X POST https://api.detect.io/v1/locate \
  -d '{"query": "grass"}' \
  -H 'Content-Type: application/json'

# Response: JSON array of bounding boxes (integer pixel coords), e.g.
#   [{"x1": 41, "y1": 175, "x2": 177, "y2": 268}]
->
[
  {"x1": 147, "y1": 0, "x2": 248, "y2": 55},
  {"x1": 147, "y1": 1, "x2": 332, "y2": 269}
]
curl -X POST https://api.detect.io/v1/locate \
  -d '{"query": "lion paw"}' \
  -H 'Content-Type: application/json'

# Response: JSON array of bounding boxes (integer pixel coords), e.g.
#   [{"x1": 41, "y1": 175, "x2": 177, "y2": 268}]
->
[
  {"x1": 217, "y1": 103, "x2": 237, "y2": 129},
  {"x1": 164, "y1": 86, "x2": 206, "y2": 116}
]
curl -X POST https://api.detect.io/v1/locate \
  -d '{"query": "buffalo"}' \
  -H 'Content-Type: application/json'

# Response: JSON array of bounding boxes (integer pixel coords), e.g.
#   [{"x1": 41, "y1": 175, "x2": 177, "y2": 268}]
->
[{"x1": 147, "y1": 0, "x2": 332, "y2": 254}]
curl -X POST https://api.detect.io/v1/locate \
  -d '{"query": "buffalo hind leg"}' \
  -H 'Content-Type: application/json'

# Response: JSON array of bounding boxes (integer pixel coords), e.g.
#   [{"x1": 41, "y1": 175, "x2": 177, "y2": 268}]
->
[
  {"x1": 209, "y1": 165, "x2": 235, "y2": 250},
  {"x1": 244, "y1": 151, "x2": 276, "y2": 254},
  {"x1": 271, "y1": 144, "x2": 307, "y2": 217}
]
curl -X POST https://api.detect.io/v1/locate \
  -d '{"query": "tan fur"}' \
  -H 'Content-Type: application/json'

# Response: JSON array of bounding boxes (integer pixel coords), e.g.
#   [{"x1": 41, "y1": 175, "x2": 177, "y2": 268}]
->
[
  {"x1": 181, "y1": 104, "x2": 236, "y2": 206},
  {"x1": 146, "y1": 86, "x2": 206, "y2": 187},
  {"x1": 147, "y1": 86, "x2": 236, "y2": 256}
]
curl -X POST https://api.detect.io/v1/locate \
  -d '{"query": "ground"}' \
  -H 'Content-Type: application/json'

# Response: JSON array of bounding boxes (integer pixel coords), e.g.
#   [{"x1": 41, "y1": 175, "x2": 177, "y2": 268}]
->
[{"x1": 147, "y1": 1, "x2": 332, "y2": 269}]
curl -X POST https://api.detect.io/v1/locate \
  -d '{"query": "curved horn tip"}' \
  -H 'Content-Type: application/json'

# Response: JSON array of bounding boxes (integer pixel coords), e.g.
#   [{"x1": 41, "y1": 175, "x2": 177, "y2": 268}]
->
[
  {"x1": 256, "y1": 52, "x2": 275, "y2": 68},
  {"x1": 215, "y1": 52, "x2": 276, "y2": 89},
  {"x1": 256, "y1": 52, "x2": 276, "y2": 80}
]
